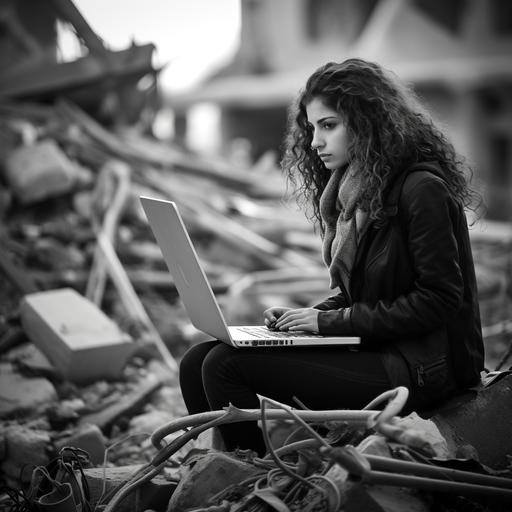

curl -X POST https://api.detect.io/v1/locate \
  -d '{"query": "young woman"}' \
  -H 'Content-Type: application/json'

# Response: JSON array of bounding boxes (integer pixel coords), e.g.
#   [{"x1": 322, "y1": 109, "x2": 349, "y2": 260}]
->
[{"x1": 179, "y1": 58, "x2": 485, "y2": 457}]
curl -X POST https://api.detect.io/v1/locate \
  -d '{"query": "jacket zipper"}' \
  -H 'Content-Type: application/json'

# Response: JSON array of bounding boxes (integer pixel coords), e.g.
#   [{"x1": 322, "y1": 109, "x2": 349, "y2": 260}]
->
[
  {"x1": 416, "y1": 366, "x2": 425, "y2": 387},
  {"x1": 416, "y1": 358, "x2": 447, "y2": 388}
]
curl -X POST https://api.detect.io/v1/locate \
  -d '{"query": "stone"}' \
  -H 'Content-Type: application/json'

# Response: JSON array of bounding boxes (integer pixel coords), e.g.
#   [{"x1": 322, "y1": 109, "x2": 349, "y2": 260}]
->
[
  {"x1": 430, "y1": 374, "x2": 512, "y2": 469},
  {"x1": 150, "y1": 385, "x2": 188, "y2": 418},
  {"x1": 1, "y1": 425, "x2": 51, "y2": 482},
  {"x1": 357, "y1": 434, "x2": 392, "y2": 457},
  {"x1": 78, "y1": 372, "x2": 163, "y2": 433},
  {"x1": 167, "y1": 450, "x2": 261, "y2": 512},
  {"x1": 54, "y1": 423, "x2": 106, "y2": 465},
  {"x1": 3, "y1": 139, "x2": 80, "y2": 204},
  {"x1": 82, "y1": 464, "x2": 177, "y2": 512},
  {"x1": 128, "y1": 409, "x2": 175, "y2": 436},
  {"x1": 0, "y1": 362, "x2": 58, "y2": 418},
  {"x1": 394, "y1": 412, "x2": 449, "y2": 458},
  {"x1": 9, "y1": 343, "x2": 61, "y2": 381}
]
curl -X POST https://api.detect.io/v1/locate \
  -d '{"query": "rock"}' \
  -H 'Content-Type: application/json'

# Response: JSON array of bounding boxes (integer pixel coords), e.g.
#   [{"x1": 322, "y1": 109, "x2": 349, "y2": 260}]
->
[
  {"x1": 357, "y1": 434, "x2": 392, "y2": 457},
  {"x1": 129, "y1": 409, "x2": 175, "y2": 435},
  {"x1": 167, "y1": 450, "x2": 261, "y2": 512},
  {"x1": 10, "y1": 343, "x2": 61, "y2": 381},
  {"x1": 78, "y1": 371, "x2": 163, "y2": 434},
  {"x1": 431, "y1": 373, "x2": 512, "y2": 469},
  {"x1": 83, "y1": 464, "x2": 177, "y2": 512},
  {"x1": 394, "y1": 412, "x2": 449, "y2": 458},
  {"x1": 3, "y1": 139, "x2": 82, "y2": 204},
  {"x1": 0, "y1": 362, "x2": 58, "y2": 418},
  {"x1": 46, "y1": 402, "x2": 80, "y2": 429},
  {"x1": 54, "y1": 423, "x2": 106, "y2": 465},
  {"x1": 150, "y1": 385, "x2": 188, "y2": 418},
  {"x1": 1, "y1": 425, "x2": 51, "y2": 482}
]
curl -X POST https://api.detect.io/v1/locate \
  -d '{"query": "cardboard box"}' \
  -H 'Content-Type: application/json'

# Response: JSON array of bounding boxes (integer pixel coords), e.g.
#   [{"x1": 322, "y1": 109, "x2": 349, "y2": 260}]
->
[{"x1": 20, "y1": 288, "x2": 135, "y2": 384}]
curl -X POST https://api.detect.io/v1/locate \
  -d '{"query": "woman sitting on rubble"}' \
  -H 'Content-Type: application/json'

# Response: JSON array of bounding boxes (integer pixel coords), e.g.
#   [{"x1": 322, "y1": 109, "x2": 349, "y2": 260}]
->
[{"x1": 179, "y1": 58, "x2": 485, "y2": 457}]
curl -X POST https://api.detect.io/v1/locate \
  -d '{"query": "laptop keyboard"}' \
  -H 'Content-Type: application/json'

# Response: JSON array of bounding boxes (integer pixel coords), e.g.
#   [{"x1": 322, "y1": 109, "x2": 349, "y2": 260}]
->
[{"x1": 237, "y1": 326, "x2": 323, "y2": 338}]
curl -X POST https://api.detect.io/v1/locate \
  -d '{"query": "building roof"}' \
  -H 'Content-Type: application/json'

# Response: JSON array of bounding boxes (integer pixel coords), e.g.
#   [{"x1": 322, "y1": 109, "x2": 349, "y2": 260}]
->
[{"x1": 169, "y1": 0, "x2": 512, "y2": 111}]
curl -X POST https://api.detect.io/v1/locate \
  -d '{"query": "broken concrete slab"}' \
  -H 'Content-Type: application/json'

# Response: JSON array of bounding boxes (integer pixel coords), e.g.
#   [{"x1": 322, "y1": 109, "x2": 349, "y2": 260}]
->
[
  {"x1": 83, "y1": 464, "x2": 177, "y2": 512},
  {"x1": 20, "y1": 287, "x2": 135, "y2": 384},
  {"x1": 431, "y1": 374, "x2": 512, "y2": 469},
  {"x1": 1, "y1": 425, "x2": 51, "y2": 482},
  {"x1": 54, "y1": 423, "x2": 106, "y2": 465},
  {"x1": 128, "y1": 408, "x2": 175, "y2": 436},
  {"x1": 0, "y1": 362, "x2": 57, "y2": 418},
  {"x1": 167, "y1": 450, "x2": 262, "y2": 512},
  {"x1": 7, "y1": 342, "x2": 62, "y2": 381},
  {"x1": 3, "y1": 139, "x2": 83, "y2": 204}
]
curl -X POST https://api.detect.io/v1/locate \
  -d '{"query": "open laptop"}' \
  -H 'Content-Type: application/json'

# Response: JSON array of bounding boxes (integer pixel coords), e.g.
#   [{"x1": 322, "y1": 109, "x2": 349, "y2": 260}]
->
[{"x1": 140, "y1": 196, "x2": 360, "y2": 348}]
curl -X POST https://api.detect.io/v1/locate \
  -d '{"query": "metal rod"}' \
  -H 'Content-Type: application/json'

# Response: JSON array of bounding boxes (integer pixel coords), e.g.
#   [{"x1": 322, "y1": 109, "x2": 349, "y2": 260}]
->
[
  {"x1": 367, "y1": 454, "x2": 512, "y2": 490},
  {"x1": 366, "y1": 470, "x2": 512, "y2": 499}
]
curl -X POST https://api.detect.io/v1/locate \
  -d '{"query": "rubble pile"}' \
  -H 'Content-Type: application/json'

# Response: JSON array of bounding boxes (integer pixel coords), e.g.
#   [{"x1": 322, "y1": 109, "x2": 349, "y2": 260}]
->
[
  {"x1": 0, "y1": 98, "x2": 327, "y2": 499},
  {"x1": 0, "y1": 98, "x2": 512, "y2": 511}
]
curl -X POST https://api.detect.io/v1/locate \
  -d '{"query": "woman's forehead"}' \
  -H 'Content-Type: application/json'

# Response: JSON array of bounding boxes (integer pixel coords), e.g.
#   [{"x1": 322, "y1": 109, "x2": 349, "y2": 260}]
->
[{"x1": 306, "y1": 98, "x2": 341, "y2": 120}]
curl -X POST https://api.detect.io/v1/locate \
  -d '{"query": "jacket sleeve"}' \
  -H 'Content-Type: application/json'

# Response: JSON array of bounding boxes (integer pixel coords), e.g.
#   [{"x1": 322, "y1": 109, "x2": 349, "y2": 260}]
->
[
  {"x1": 312, "y1": 292, "x2": 347, "y2": 310},
  {"x1": 317, "y1": 175, "x2": 465, "y2": 339}
]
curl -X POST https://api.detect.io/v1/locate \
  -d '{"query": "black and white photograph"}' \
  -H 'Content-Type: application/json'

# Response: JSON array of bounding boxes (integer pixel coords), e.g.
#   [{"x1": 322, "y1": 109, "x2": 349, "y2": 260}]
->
[{"x1": 1, "y1": 1, "x2": 512, "y2": 511}]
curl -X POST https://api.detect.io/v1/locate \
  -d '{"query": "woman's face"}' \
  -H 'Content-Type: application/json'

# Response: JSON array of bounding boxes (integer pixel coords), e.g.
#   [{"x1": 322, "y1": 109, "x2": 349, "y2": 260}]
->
[{"x1": 306, "y1": 97, "x2": 349, "y2": 170}]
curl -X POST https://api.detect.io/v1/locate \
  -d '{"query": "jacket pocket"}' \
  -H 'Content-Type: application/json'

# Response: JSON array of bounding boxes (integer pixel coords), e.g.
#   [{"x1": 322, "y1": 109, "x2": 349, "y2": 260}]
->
[{"x1": 414, "y1": 357, "x2": 448, "y2": 391}]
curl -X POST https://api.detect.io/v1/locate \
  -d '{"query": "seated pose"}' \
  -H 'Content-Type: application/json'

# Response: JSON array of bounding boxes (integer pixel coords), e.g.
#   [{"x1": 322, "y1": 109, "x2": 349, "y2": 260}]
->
[{"x1": 179, "y1": 58, "x2": 485, "y2": 457}]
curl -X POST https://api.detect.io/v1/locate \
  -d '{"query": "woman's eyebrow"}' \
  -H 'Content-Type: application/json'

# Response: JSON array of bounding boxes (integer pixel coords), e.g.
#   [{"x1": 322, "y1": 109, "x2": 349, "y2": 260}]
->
[
  {"x1": 317, "y1": 116, "x2": 338, "y2": 123},
  {"x1": 307, "y1": 115, "x2": 338, "y2": 126}
]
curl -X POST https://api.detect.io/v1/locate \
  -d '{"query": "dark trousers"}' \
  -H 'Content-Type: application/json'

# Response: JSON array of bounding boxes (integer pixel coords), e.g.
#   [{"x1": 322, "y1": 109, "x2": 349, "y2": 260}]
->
[{"x1": 179, "y1": 340, "x2": 393, "y2": 456}]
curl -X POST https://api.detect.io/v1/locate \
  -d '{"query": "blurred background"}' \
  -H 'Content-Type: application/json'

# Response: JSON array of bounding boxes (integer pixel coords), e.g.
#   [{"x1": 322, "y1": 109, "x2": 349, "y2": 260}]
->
[
  {"x1": 2, "y1": 0, "x2": 512, "y2": 491},
  {"x1": 1, "y1": 0, "x2": 512, "y2": 369}
]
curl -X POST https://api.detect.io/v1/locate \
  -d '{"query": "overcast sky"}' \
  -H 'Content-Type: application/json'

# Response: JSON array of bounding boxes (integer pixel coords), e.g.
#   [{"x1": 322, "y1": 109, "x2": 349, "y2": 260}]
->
[{"x1": 69, "y1": 0, "x2": 241, "y2": 92}]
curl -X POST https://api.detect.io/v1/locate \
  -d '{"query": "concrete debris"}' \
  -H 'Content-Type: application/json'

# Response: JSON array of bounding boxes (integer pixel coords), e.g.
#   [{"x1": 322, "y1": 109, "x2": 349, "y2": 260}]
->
[
  {"x1": 0, "y1": 97, "x2": 511, "y2": 512},
  {"x1": 1, "y1": 425, "x2": 52, "y2": 483},
  {"x1": 0, "y1": 361, "x2": 58, "y2": 418},
  {"x1": 4, "y1": 139, "x2": 89, "y2": 204},
  {"x1": 432, "y1": 374, "x2": 512, "y2": 469},
  {"x1": 54, "y1": 423, "x2": 106, "y2": 465},
  {"x1": 396, "y1": 412, "x2": 450, "y2": 459},
  {"x1": 83, "y1": 464, "x2": 178, "y2": 512},
  {"x1": 166, "y1": 451, "x2": 262, "y2": 512},
  {"x1": 20, "y1": 287, "x2": 135, "y2": 384}
]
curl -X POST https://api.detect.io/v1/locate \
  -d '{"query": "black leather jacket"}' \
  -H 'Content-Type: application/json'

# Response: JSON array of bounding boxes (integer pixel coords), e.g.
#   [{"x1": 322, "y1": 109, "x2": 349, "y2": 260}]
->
[{"x1": 314, "y1": 162, "x2": 484, "y2": 408}]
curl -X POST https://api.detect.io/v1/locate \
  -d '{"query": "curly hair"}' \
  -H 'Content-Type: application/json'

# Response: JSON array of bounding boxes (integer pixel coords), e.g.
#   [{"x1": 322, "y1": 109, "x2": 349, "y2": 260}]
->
[{"x1": 281, "y1": 58, "x2": 482, "y2": 232}]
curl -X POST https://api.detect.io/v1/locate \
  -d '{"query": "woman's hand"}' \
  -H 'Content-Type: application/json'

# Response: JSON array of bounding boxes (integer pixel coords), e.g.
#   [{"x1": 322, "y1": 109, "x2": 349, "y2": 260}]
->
[
  {"x1": 273, "y1": 307, "x2": 320, "y2": 333},
  {"x1": 263, "y1": 306, "x2": 292, "y2": 328}
]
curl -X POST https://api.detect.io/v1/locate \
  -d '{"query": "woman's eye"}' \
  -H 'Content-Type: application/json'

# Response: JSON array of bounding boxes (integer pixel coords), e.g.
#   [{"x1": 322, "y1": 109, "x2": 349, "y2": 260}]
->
[{"x1": 322, "y1": 122, "x2": 336, "y2": 130}]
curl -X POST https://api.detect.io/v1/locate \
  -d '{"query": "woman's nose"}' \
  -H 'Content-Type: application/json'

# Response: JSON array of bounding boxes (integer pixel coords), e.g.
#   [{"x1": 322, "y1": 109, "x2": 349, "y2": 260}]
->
[{"x1": 311, "y1": 132, "x2": 324, "y2": 150}]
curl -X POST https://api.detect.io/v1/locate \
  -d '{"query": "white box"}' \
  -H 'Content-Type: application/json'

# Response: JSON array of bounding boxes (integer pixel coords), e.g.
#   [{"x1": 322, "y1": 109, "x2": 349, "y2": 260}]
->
[{"x1": 20, "y1": 288, "x2": 134, "y2": 384}]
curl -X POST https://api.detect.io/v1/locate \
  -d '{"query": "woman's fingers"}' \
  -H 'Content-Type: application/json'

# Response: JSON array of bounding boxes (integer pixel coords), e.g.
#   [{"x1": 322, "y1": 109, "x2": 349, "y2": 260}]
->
[
  {"x1": 276, "y1": 312, "x2": 306, "y2": 329},
  {"x1": 274, "y1": 308, "x2": 319, "y2": 332}
]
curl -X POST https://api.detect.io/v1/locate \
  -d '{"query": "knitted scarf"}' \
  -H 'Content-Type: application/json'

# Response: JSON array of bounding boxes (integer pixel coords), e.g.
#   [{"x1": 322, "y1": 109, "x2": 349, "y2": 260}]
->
[{"x1": 319, "y1": 164, "x2": 369, "y2": 293}]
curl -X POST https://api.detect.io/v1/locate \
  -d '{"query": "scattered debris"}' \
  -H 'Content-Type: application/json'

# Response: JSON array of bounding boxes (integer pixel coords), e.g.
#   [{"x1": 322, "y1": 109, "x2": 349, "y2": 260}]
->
[{"x1": 0, "y1": 51, "x2": 511, "y2": 511}]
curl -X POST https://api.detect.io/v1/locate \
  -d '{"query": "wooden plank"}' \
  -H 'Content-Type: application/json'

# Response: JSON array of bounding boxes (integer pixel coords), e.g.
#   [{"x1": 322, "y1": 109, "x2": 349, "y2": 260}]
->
[{"x1": 78, "y1": 372, "x2": 163, "y2": 433}]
